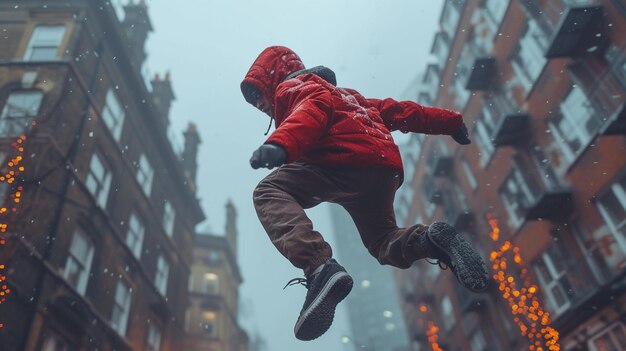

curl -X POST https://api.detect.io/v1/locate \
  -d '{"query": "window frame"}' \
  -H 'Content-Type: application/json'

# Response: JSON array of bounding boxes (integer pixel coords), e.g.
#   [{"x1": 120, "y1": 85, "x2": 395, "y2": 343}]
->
[
  {"x1": 533, "y1": 247, "x2": 572, "y2": 316},
  {"x1": 548, "y1": 86, "x2": 602, "y2": 168},
  {"x1": 62, "y1": 229, "x2": 94, "y2": 296},
  {"x1": 200, "y1": 309, "x2": 219, "y2": 338},
  {"x1": 110, "y1": 279, "x2": 132, "y2": 336},
  {"x1": 201, "y1": 272, "x2": 219, "y2": 295},
  {"x1": 125, "y1": 212, "x2": 145, "y2": 259},
  {"x1": 588, "y1": 322, "x2": 626, "y2": 351},
  {"x1": 86, "y1": 151, "x2": 112, "y2": 209},
  {"x1": 510, "y1": 19, "x2": 548, "y2": 94},
  {"x1": 498, "y1": 164, "x2": 536, "y2": 229},
  {"x1": 23, "y1": 25, "x2": 66, "y2": 61},
  {"x1": 102, "y1": 88, "x2": 126, "y2": 142},
  {"x1": 146, "y1": 323, "x2": 162, "y2": 351},
  {"x1": 596, "y1": 176, "x2": 626, "y2": 256},
  {"x1": 136, "y1": 154, "x2": 154, "y2": 196},
  {"x1": 0, "y1": 90, "x2": 44, "y2": 136},
  {"x1": 163, "y1": 201, "x2": 175, "y2": 238},
  {"x1": 154, "y1": 255, "x2": 170, "y2": 296},
  {"x1": 440, "y1": 294, "x2": 456, "y2": 331}
]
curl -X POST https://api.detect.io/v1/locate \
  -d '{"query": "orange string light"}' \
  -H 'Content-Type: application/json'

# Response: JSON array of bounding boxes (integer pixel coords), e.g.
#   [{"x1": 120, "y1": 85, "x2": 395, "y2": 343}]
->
[
  {"x1": 418, "y1": 303, "x2": 444, "y2": 351},
  {"x1": 485, "y1": 213, "x2": 560, "y2": 351},
  {"x1": 0, "y1": 135, "x2": 28, "y2": 328}
]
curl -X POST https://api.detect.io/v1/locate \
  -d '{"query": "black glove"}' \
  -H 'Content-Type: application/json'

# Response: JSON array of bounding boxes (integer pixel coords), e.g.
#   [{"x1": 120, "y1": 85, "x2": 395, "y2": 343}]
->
[
  {"x1": 250, "y1": 144, "x2": 287, "y2": 169},
  {"x1": 451, "y1": 122, "x2": 471, "y2": 145}
]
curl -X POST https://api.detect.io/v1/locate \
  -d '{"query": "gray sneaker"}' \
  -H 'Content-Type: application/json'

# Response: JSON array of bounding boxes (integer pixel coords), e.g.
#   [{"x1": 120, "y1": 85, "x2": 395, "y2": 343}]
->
[
  {"x1": 426, "y1": 222, "x2": 490, "y2": 292},
  {"x1": 284, "y1": 259, "x2": 353, "y2": 341}
]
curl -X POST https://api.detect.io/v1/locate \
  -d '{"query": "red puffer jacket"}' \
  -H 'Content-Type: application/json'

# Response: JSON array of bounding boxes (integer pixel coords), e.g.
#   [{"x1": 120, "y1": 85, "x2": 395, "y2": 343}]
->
[{"x1": 241, "y1": 46, "x2": 463, "y2": 175}]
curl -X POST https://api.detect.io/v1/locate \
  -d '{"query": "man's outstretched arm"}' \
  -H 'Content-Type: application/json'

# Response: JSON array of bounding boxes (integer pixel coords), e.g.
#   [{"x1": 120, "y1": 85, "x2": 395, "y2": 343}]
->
[{"x1": 368, "y1": 97, "x2": 464, "y2": 137}]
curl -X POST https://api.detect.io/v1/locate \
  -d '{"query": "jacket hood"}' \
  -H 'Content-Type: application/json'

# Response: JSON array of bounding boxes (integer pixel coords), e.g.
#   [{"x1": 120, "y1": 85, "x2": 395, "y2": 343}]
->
[{"x1": 241, "y1": 46, "x2": 305, "y2": 106}]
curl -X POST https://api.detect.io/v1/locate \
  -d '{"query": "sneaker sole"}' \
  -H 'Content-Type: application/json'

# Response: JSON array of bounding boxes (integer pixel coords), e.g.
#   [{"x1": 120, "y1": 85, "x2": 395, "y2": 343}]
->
[
  {"x1": 427, "y1": 223, "x2": 489, "y2": 292},
  {"x1": 294, "y1": 271, "x2": 353, "y2": 341}
]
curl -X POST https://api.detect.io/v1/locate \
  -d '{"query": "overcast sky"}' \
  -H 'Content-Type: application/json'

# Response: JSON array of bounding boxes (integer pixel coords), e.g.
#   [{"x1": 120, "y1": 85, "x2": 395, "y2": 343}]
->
[{"x1": 144, "y1": 1, "x2": 443, "y2": 350}]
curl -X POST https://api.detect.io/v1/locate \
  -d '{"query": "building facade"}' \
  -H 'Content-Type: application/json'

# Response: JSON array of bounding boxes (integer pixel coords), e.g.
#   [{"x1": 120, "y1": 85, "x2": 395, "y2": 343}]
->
[
  {"x1": 329, "y1": 204, "x2": 409, "y2": 351},
  {"x1": 0, "y1": 1, "x2": 206, "y2": 350},
  {"x1": 395, "y1": 1, "x2": 626, "y2": 350},
  {"x1": 187, "y1": 201, "x2": 249, "y2": 351}
]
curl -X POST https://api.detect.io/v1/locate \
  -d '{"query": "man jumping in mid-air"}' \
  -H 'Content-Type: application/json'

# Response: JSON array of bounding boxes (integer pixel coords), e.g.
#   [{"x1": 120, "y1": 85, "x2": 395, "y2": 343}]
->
[{"x1": 241, "y1": 46, "x2": 489, "y2": 341}]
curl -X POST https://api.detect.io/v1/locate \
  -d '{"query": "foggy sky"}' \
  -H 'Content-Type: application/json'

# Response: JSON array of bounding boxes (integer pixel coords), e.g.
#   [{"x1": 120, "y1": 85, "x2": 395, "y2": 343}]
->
[{"x1": 144, "y1": 1, "x2": 443, "y2": 350}]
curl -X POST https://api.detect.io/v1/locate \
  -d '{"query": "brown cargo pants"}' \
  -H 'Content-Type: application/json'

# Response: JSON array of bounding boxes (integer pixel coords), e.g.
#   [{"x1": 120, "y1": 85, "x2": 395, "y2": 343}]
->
[{"x1": 253, "y1": 161, "x2": 429, "y2": 277}]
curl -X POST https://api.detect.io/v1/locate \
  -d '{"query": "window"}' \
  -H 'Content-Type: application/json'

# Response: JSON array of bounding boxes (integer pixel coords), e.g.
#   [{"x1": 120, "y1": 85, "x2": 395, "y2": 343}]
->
[
  {"x1": 589, "y1": 322, "x2": 626, "y2": 351},
  {"x1": 605, "y1": 44, "x2": 626, "y2": 90},
  {"x1": 110, "y1": 280, "x2": 132, "y2": 336},
  {"x1": 63, "y1": 230, "x2": 94, "y2": 295},
  {"x1": 163, "y1": 201, "x2": 175, "y2": 238},
  {"x1": 573, "y1": 220, "x2": 625, "y2": 285},
  {"x1": 484, "y1": 0, "x2": 508, "y2": 25},
  {"x1": 136, "y1": 154, "x2": 154, "y2": 196},
  {"x1": 511, "y1": 20, "x2": 548, "y2": 94},
  {"x1": 498, "y1": 165, "x2": 537, "y2": 228},
  {"x1": 549, "y1": 87, "x2": 601, "y2": 164},
  {"x1": 440, "y1": 295, "x2": 455, "y2": 330},
  {"x1": 530, "y1": 144, "x2": 560, "y2": 188},
  {"x1": 125, "y1": 213, "x2": 145, "y2": 259},
  {"x1": 475, "y1": 119, "x2": 495, "y2": 167},
  {"x1": 86, "y1": 152, "x2": 112, "y2": 208},
  {"x1": 533, "y1": 244, "x2": 573, "y2": 316},
  {"x1": 201, "y1": 310, "x2": 218, "y2": 338},
  {"x1": 462, "y1": 160, "x2": 478, "y2": 190},
  {"x1": 146, "y1": 324, "x2": 162, "y2": 351},
  {"x1": 102, "y1": 89, "x2": 125, "y2": 142},
  {"x1": 424, "y1": 64, "x2": 441, "y2": 100},
  {"x1": 154, "y1": 255, "x2": 170, "y2": 296},
  {"x1": 201, "y1": 272, "x2": 219, "y2": 294},
  {"x1": 24, "y1": 25, "x2": 65, "y2": 61},
  {"x1": 597, "y1": 175, "x2": 626, "y2": 256},
  {"x1": 441, "y1": 0, "x2": 461, "y2": 38},
  {"x1": 452, "y1": 46, "x2": 473, "y2": 110},
  {"x1": 432, "y1": 32, "x2": 450, "y2": 65},
  {"x1": 1, "y1": 90, "x2": 43, "y2": 136}
]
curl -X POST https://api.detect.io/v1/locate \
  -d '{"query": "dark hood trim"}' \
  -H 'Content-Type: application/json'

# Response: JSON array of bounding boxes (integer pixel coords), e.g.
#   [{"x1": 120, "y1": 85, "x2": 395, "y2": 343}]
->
[{"x1": 286, "y1": 66, "x2": 337, "y2": 86}]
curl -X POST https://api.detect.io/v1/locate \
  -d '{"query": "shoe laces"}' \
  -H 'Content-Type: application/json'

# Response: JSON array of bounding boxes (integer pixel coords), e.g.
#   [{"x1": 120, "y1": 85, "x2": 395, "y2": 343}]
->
[
  {"x1": 283, "y1": 277, "x2": 309, "y2": 290},
  {"x1": 426, "y1": 258, "x2": 450, "y2": 271}
]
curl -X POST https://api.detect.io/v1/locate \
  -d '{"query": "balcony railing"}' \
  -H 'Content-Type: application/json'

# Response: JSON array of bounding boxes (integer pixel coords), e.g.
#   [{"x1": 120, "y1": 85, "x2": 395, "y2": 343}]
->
[
  {"x1": 482, "y1": 92, "x2": 530, "y2": 147},
  {"x1": 429, "y1": 155, "x2": 454, "y2": 177},
  {"x1": 545, "y1": 4, "x2": 606, "y2": 58},
  {"x1": 465, "y1": 57, "x2": 498, "y2": 91},
  {"x1": 493, "y1": 113, "x2": 531, "y2": 147},
  {"x1": 513, "y1": 156, "x2": 573, "y2": 221},
  {"x1": 522, "y1": 188, "x2": 573, "y2": 220}
]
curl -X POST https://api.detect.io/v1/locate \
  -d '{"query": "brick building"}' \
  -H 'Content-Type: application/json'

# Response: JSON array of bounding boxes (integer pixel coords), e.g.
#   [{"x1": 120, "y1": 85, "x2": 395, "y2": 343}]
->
[
  {"x1": 0, "y1": 1, "x2": 208, "y2": 350},
  {"x1": 186, "y1": 201, "x2": 249, "y2": 351},
  {"x1": 394, "y1": 0, "x2": 626, "y2": 350}
]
